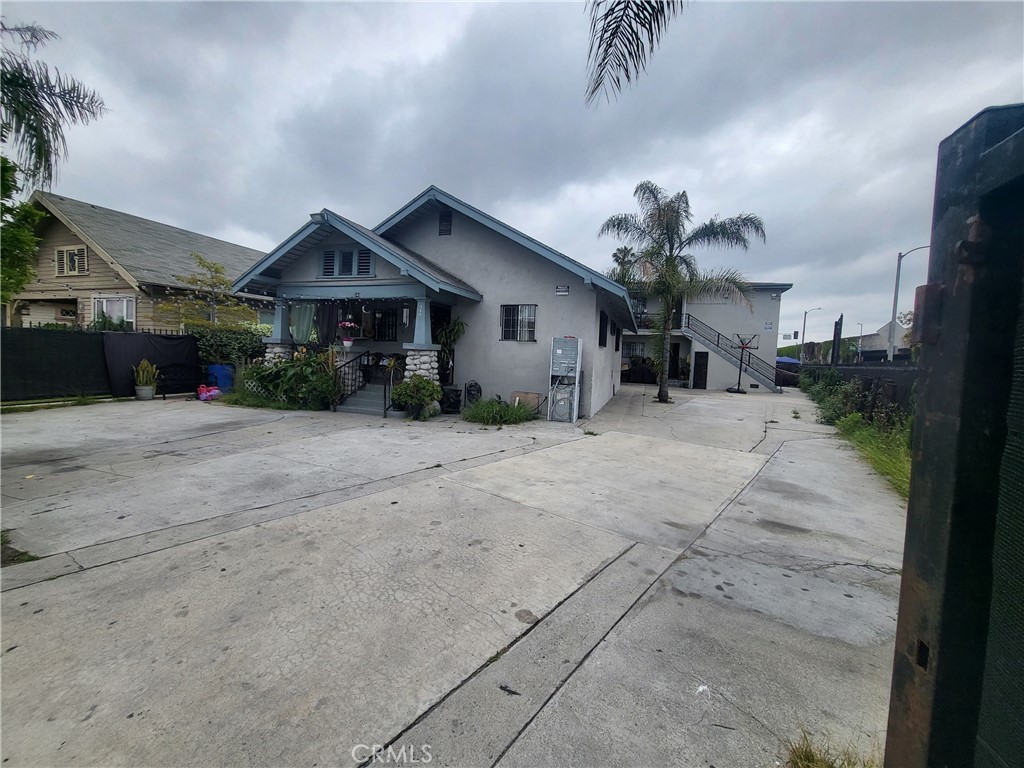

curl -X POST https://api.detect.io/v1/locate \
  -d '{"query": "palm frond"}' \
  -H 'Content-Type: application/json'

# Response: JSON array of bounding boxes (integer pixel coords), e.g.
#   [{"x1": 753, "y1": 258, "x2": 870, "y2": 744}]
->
[
  {"x1": 683, "y1": 213, "x2": 766, "y2": 251},
  {"x1": 598, "y1": 212, "x2": 651, "y2": 248},
  {"x1": 0, "y1": 25, "x2": 106, "y2": 187},
  {"x1": 684, "y1": 268, "x2": 754, "y2": 311},
  {"x1": 586, "y1": 1, "x2": 685, "y2": 105}
]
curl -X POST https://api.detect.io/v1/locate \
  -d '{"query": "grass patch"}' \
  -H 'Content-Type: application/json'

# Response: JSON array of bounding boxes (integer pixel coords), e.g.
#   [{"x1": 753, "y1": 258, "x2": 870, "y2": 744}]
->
[
  {"x1": 785, "y1": 730, "x2": 880, "y2": 768},
  {"x1": 1, "y1": 530, "x2": 40, "y2": 567},
  {"x1": 218, "y1": 391, "x2": 306, "y2": 411},
  {"x1": 836, "y1": 413, "x2": 911, "y2": 498},
  {"x1": 462, "y1": 398, "x2": 537, "y2": 426},
  {"x1": 792, "y1": 409, "x2": 802, "y2": 420}
]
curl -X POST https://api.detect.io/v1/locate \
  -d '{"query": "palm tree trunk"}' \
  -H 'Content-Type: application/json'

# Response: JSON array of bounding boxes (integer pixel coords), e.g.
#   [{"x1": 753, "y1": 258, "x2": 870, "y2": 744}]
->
[{"x1": 658, "y1": 308, "x2": 671, "y2": 402}]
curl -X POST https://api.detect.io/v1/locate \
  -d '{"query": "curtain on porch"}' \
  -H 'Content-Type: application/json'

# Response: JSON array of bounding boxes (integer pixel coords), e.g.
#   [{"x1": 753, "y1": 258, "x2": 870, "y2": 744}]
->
[
  {"x1": 315, "y1": 302, "x2": 339, "y2": 345},
  {"x1": 289, "y1": 302, "x2": 315, "y2": 345}
]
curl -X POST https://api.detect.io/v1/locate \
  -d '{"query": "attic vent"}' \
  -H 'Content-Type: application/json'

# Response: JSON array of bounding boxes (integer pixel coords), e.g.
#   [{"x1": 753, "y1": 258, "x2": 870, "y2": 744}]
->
[
  {"x1": 439, "y1": 211, "x2": 452, "y2": 236},
  {"x1": 322, "y1": 250, "x2": 336, "y2": 277},
  {"x1": 357, "y1": 250, "x2": 372, "y2": 276},
  {"x1": 55, "y1": 246, "x2": 88, "y2": 276}
]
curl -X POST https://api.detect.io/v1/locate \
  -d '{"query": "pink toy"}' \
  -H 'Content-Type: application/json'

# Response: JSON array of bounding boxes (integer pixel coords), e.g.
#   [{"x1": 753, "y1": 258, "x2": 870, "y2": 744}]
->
[{"x1": 198, "y1": 385, "x2": 222, "y2": 401}]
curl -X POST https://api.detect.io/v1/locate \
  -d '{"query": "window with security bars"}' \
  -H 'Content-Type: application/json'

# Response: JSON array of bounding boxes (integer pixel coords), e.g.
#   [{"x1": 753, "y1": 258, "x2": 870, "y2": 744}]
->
[
  {"x1": 376, "y1": 309, "x2": 399, "y2": 342},
  {"x1": 599, "y1": 311, "x2": 608, "y2": 347},
  {"x1": 500, "y1": 304, "x2": 536, "y2": 341},
  {"x1": 623, "y1": 341, "x2": 646, "y2": 359},
  {"x1": 322, "y1": 249, "x2": 374, "y2": 277},
  {"x1": 56, "y1": 246, "x2": 88, "y2": 276}
]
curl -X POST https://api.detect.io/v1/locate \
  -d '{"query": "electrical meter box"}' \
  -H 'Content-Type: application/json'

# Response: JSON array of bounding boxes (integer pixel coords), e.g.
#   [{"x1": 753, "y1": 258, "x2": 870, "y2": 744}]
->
[{"x1": 548, "y1": 337, "x2": 582, "y2": 423}]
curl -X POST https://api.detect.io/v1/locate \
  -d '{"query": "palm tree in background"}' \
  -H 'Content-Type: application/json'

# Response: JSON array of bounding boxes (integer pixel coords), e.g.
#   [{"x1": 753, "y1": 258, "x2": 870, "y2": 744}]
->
[
  {"x1": 599, "y1": 180, "x2": 765, "y2": 402},
  {"x1": 1, "y1": 22, "x2": 106, "y2": 187},
  {"x1": 586, "y1": 1, "x2": 684, "y2": 104}
]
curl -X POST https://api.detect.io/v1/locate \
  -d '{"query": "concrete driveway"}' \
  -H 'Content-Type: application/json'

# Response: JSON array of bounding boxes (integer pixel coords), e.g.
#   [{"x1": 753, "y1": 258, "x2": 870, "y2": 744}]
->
[{"x1": 0, "y1": 384, "x2": 904, "y2": 767}]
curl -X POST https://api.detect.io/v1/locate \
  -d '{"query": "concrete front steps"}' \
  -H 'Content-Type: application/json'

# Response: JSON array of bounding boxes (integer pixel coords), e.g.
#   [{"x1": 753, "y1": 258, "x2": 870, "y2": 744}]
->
[{"x1": 333, "y1": 383, "x2": 406, "y2": 418}]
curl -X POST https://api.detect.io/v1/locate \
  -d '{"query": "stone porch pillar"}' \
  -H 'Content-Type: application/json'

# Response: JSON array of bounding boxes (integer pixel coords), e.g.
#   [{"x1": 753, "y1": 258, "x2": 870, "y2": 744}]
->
[
  {"x1": 403, "y1": 297, "x2": 441, "y2": 383},
  {"x1": 263, "y1": 298, "x2": 292, "y2": 361}
]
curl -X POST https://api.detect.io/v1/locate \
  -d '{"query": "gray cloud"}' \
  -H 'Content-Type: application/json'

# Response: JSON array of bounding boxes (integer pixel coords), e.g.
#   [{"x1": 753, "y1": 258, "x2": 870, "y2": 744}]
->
[{"x1": 5, "y1": 1, "x2": 1022, "y2": 341}]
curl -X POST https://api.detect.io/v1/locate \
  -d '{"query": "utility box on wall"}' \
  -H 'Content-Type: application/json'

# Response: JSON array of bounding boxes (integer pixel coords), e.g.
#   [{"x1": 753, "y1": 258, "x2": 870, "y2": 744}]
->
[{"x1": 548, "y1": 336, "x2": 582, "y2": 423}]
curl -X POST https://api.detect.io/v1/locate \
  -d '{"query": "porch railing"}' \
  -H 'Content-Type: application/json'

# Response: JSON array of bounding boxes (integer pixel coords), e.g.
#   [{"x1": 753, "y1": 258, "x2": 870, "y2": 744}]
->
[{"x1": 334, "y1": 352, "x2": 400, "y2": 418}]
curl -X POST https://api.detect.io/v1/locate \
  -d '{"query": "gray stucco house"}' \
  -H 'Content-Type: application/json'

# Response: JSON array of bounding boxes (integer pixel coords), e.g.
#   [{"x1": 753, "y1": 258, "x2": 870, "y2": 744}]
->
[{"x1": 232, "y1": 186, "x2": 637, "y2": 418}]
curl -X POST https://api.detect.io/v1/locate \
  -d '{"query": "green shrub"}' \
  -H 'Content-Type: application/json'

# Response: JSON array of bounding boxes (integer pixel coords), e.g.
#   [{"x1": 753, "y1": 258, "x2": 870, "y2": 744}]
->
[
  {"x1": 462, "y1": 397, "x2": 537, "y2": 425},
  {"x1": 391, "y1": 374, "x2": 443, "y2": 419},
  {"x1": 186, "y1": 324, "x2": 267, "y2": 365},
  {"x1": 88, "y1": 311, "x2": 131, "y2": 331},
  {"x1": 243, "y1": 352, "x2": 334, "y2": 410}
]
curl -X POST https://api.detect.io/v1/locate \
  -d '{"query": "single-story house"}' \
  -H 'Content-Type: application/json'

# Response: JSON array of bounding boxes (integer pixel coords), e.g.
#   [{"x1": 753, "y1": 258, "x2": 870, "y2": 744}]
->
[
  {"x1": 621, "y1": 283, "x2": 793, "y2": 392},
  {"x1": 232, "y1": 186, "x2": 637, "y2": 418},
  {"x1": 4, "y1": 192, "x2": 270, "y2": 330}
]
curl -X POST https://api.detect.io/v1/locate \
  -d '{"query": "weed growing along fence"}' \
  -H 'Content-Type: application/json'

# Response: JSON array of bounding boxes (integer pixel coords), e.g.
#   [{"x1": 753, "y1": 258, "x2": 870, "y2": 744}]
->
[{"x1": 800, "y1": 368, "x2": 912, "y2": 497}]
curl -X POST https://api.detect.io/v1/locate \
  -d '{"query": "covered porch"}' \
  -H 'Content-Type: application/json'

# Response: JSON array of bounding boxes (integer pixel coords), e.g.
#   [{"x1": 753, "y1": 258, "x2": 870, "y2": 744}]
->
[{"x1": 231, "y1": 206, "x2": 482, "y2": 387}]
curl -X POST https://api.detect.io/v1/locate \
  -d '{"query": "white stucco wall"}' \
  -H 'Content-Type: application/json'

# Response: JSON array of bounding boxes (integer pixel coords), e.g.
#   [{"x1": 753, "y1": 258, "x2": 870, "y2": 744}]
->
[
  {"x1": 389, "y1": 210, "x2": 617, "y2": 417},
  {"x1": 621, "y1": 284, "x2": 789, "y2": 391}
]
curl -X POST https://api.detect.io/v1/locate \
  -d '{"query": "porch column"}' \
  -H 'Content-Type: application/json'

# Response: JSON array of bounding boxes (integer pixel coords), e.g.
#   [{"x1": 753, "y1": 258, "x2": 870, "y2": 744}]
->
[
  {"x1": 412, "y1": 296, "x2": 431, "y2": 346},
  {"x1": 263, "y1": 297, "x2": 292, "y2": 361}
]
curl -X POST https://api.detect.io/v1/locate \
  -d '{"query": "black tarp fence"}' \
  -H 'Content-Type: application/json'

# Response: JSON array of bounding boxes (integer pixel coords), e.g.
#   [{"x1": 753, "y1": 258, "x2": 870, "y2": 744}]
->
[{"x1": 1, "y1": 328, "x2": 200, "y2": 401}]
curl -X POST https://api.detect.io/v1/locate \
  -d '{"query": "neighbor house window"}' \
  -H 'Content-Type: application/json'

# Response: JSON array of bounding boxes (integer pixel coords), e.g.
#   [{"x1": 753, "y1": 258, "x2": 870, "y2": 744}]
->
[
  {"x1": 623, "y1": 341, "x2": 646, "y2": 359},
  {"x1": 500, "y1": 304, "x2": 536, "y2": 341},
  {"x1": 93, "y1": 296, "x2": 135, "y2": 329},
  {"x1": 439, "y1": 211, "x2": 452, "y2": 236},
  {"x1": 55, "y1": 246, "x2": 88, "y2": 276},
  {"x1": 598, "y1": 311, "x2": 609, "y2": 347},
  {"x1": 321, "y1": 249, "x2": 374, "y2": 278}
]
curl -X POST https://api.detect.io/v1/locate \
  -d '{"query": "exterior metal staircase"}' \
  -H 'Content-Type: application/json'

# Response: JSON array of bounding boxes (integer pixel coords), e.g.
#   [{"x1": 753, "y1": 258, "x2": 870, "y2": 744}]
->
[{"x1": 682, "y1": 313, "x2": 781, "y2": 392}]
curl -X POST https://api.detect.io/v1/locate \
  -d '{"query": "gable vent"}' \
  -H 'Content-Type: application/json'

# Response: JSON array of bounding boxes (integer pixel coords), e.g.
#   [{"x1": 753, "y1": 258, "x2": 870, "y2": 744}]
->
[
  {"x1": 322, "y1": 250, "x2": 336, "y2": 277},
  {"x1": 55, "y1": 246, "x2": 87, "y2": 276},
  {"x1": 439, "y1": 211, "x2": 452, "y2": 236},
  {"x1": 357, "y1": 250, "x2": 372, "y2": 276}
]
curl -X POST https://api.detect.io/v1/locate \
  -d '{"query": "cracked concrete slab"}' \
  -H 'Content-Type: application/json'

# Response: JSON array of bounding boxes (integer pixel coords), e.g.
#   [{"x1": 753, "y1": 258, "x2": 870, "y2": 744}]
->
[
  {"x1": 446, "y1": 431, "x2": 766, "y2": 549},
  {"x1": 1, "y1": 478, "x2": 632, "y2": 768}
]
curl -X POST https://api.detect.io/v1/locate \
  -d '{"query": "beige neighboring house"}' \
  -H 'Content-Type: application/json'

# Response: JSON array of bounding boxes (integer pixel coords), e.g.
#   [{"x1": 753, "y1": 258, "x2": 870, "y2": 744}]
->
[{"x1": 4, "y1": 192, "x2": 269, "y2": 329}]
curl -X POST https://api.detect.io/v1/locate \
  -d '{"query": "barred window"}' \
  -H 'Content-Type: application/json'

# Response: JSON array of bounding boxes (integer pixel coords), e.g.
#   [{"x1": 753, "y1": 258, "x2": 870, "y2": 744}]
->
[
  {"x1": 623, "y1": 341, "x2": 646, "y2": 359},
  {"x1": 500, "y1": 304, "x2": 536, "y2": 342}
]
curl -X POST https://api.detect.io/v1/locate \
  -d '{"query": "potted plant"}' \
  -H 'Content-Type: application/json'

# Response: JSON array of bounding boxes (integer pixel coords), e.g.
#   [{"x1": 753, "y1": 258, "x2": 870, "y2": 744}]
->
[
  {"x1": 390, "y1": 374, "x2": 442, "y2": 420},
  {"x1": 133, "y1": 359, "x2": 159, "y2": 400},
  {"x1": 338, "y1": 320, "x2": 360, "y2": 348}
]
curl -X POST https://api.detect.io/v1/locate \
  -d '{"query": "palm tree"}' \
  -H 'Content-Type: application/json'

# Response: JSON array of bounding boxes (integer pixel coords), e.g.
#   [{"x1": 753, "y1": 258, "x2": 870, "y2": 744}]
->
[
  {"x1": 586, "y1": 1, "x2": 684, "y2": 104},
  {"x1": 1, "y1": 22, "x2": 106, "y2": 187},
  {"x1": 599, "y1": 180, "x2": 765, "y2": 402}
]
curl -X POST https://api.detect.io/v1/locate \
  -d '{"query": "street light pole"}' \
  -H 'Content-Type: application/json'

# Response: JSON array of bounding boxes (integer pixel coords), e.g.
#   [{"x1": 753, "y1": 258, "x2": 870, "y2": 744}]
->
[
  {"x1": 800, "y1": 307, "x2": 822, "y2": 363},
  {"x1": 889, "y1": 245, "x2": 929, "y2": 360}
]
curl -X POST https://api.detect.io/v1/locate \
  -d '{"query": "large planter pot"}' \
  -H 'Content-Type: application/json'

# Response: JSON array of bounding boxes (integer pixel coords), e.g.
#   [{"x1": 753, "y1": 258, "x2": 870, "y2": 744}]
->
[
  {"x1": 135, "y1": 385, "x2": 155, "y2": 401},
  {"x1": 343, "y1": 339, "x2": 354, "y2": 349},
  {"x1": 406, "y1": 403, "x2": 423, "y2": 419}
]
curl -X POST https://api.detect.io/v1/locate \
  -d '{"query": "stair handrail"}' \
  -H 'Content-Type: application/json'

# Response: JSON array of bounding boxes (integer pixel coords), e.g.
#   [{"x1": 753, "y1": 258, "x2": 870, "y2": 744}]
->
[
  {"x1": 683, "y1": 314, "x2": 777, "y2": 385},
  {"x1": 335, "y1": 352, "x2": 368, "y2": 406}
]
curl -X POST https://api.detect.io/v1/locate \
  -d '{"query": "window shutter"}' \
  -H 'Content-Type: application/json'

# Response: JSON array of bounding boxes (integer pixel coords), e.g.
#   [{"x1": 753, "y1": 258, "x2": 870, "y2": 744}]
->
[
  {"x1": 357, "y1": 250, "x2": 372, "y2": 276},
  {"x1": 56, "y1": 249, "x2": 67, "y2": 276},
  {"x1": 341, "y1": 251, "x2": 354, "y2": 275},
  {"x1": 322, "y1": 250, "x2": 336, "y2": 277},
  {"x1": 75, "y1": 247, "x2": 87, "y2": 273}
]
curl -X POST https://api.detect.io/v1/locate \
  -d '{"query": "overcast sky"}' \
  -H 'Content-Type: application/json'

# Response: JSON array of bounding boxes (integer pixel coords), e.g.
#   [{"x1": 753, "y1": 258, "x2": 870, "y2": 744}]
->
[{"x1": 6, "y1": 1, "x2": 1022, "y2": 342}]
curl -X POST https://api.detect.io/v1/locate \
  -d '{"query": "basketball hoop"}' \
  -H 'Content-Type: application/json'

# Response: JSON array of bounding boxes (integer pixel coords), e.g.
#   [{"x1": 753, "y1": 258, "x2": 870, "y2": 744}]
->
[
  {"x1": 734, "y1": 333, "x2": 760, "y2": 350},
  {"x1": 728, "y1": 334, "x2": 759, "y2": 393}
]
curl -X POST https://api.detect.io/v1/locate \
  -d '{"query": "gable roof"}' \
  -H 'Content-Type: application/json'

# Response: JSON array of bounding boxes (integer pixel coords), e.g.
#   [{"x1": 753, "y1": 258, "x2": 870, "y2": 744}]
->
[
  {"x1": 376, "y1": 186, "x2": 638, "y2": 333},
  {"x1": 32, "y1": 191, "x2": 268, "y2": 292},
  {"x1": 231, "y1": 208, "x2": 482, "y2": 300}
]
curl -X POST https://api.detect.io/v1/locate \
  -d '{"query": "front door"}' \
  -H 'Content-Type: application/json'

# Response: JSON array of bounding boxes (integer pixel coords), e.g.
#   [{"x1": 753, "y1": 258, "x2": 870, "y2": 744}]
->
[{"x1": 693, "y1": 351, "x2": 709, "y2": 389}]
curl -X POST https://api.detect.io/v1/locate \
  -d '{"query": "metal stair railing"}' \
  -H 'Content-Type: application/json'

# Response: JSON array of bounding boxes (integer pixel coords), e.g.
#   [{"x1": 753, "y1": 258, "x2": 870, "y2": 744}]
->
[{"x1": 682, "y1": 314, "x2": 779, "y2": 389}]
